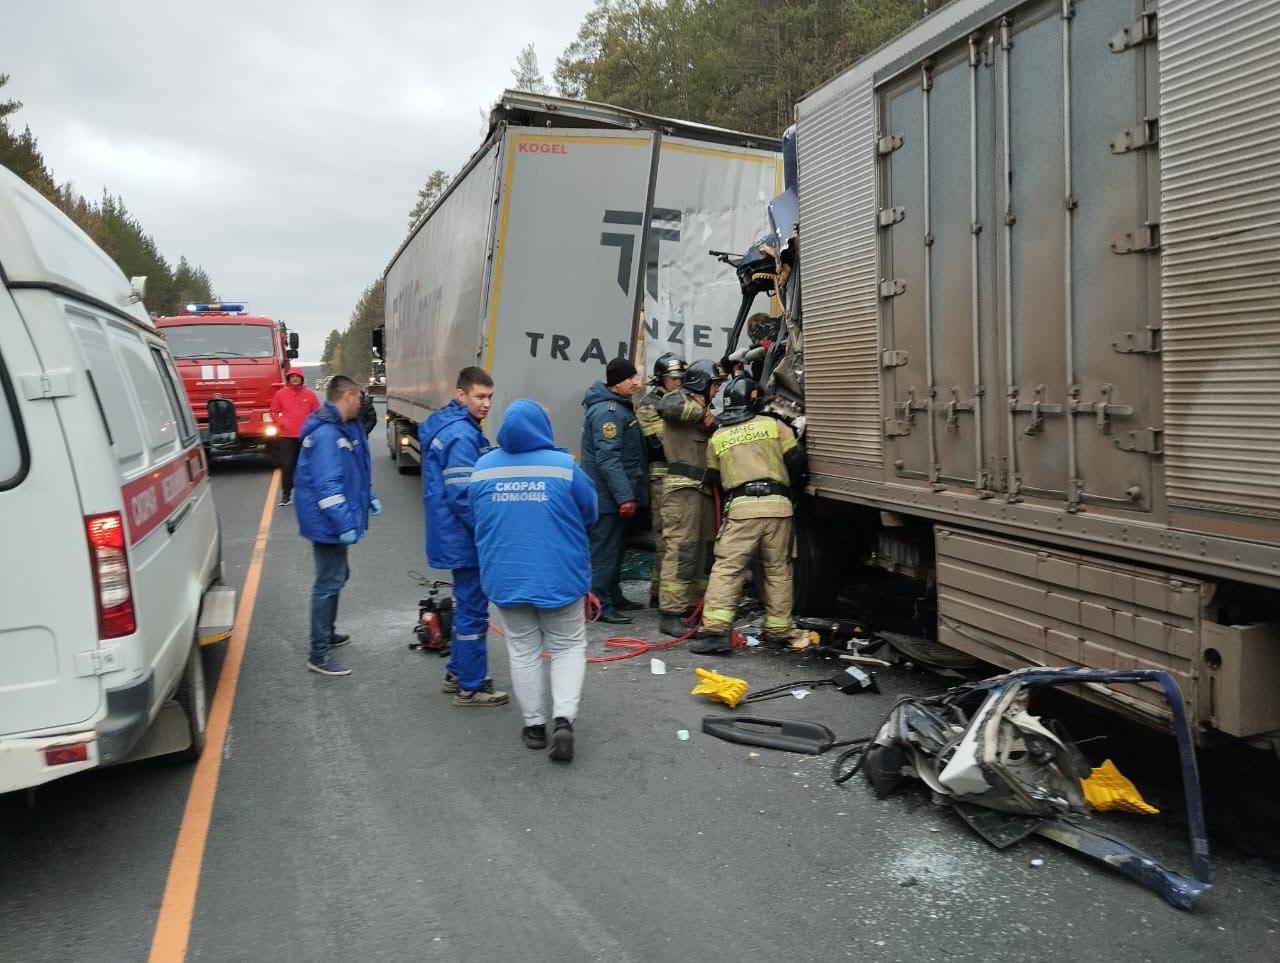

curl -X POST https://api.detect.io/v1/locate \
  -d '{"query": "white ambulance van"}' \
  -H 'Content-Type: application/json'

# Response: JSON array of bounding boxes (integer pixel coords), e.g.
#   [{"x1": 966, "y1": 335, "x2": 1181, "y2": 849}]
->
[{"x1": 0, "y1": 166, "x2": 234, "y2": 793}]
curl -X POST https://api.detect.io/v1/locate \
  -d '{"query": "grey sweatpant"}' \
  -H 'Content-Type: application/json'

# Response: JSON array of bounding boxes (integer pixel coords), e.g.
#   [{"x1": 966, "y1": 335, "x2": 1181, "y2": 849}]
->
[{"x1": 497, "y1": 599, "x2": 587, "y2": 727}]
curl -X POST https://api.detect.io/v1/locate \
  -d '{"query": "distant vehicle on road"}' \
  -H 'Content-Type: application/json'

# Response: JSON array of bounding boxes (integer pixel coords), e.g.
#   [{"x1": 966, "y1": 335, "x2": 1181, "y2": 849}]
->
[
  {"x1": 379, "y1": 89, "x2": 781, "y2": 473},
  {"x1": 0, "y1": 166, "x2": 234, "y2": 793},
  {"x1": 154, "y1": 303, "x2": 300, "y2": 458}
]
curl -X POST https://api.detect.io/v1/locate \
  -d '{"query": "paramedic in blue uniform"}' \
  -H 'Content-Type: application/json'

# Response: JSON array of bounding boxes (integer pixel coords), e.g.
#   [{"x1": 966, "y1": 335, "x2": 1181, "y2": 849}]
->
[
  {"x1": 420, "y1": 366, "x2": 508, "y2": 706},
  {"x1": 471, "y1": 399, "x2": 598, "y2": 763},
  {"x1": 294, "y1": 375, "x2": 380, "y2": 676}
]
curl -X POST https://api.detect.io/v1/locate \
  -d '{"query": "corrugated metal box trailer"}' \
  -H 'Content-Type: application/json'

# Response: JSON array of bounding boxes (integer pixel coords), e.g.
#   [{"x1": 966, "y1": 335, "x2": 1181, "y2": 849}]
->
[
  {"x1": 792, "y1": 0, "x2": 1280, "y2": 740},
  {"x1": 383, "y1": 91, "x2": 780, "y2": 465}
]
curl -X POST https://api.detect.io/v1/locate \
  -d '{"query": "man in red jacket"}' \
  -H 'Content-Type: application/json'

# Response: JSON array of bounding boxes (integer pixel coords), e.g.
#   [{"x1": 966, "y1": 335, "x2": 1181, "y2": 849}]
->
[{"x1": 270, "y1": 371, "x2": 320, "y2": 506}]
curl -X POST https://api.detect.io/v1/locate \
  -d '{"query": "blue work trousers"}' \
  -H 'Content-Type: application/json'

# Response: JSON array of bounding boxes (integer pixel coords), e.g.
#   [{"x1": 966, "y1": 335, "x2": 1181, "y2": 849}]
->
[
  {"x1": 588, "y1": 512, "x2": 626, "y2": 608},
  {"x1": 447, "y1": 566, "x2": 490, "y2": 691},
  {"x1": 310, "y1": 541, "x2": 350, "y2": 662}
]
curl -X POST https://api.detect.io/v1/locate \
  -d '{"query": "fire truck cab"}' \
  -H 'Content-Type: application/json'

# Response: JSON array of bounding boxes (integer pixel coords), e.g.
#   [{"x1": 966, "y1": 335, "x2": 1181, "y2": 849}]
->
[{"x1": 154, "y1": 304, "x2": 299, "y2": 456}]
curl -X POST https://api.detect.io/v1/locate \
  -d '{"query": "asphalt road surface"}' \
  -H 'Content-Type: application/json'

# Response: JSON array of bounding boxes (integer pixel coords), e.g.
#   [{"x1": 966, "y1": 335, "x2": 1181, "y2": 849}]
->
[{"x1": 3, "y1": 409, "x2": 1279, "y2": 962}]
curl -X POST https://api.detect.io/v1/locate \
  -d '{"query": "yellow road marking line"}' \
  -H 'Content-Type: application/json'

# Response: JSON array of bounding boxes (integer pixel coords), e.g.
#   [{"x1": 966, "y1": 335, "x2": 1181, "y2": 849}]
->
[{"x1": 147, "y1": 469, "x2": 279, "y2": 963}]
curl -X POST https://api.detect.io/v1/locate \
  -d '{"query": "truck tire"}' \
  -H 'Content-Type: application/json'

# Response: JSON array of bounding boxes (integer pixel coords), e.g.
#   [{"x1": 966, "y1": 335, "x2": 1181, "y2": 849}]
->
[
  {"x1": 791, "y1": 507, "x2": 837, "y2": 616},
  {"x1": 173, "y1": 638, "x2": 209, "y2": 762}
]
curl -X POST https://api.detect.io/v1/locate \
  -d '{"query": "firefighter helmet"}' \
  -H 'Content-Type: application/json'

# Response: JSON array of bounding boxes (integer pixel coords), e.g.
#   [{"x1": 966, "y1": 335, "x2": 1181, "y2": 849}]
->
[
  {"x1": 651, "y1": 352, "x2": 688, "y2": 383},
  {"x1": 683, "y1": 359, "x2": 724, "y2": 396},
  {"x1": 718, "y1": 374, "x2": 761, "y2": 426}
]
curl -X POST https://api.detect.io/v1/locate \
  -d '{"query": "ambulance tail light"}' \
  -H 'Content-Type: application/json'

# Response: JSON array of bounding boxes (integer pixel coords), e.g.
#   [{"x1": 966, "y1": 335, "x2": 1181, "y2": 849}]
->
[{"x1": 85, "y1": 512, "x2": 136, "y2": 639}]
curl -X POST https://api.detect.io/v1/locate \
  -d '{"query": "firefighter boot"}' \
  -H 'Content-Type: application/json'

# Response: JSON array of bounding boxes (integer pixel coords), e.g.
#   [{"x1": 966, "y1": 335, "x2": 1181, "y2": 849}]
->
[
  {"x1": 659, "y1": 612, "x2": 704, "y2": 639},
  {"x1": 688, "y1": 632, "x2": 732, "y2": 655}
]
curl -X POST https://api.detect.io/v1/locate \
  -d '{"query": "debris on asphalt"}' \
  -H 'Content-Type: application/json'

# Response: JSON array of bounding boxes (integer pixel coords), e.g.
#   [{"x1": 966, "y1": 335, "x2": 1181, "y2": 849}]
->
[
  {"x1": 650, "y1": 657, "x2": 667, "y2": 675},
  {"x1": 828, "y1": 666, "x2": 1213, "y2": 910},
  {"x1": 1081, "y1": 759, "x2": 1160, "y2": 815},
  {"x1": 676, "y1": 729, "x2": 690, "y2": 741},
  {"x1": 1030, "y1": 859, "x2": 1045, "y2": 868},
  {"x1": 691, "y1": 667, "x2": 750, "y2": 707}
]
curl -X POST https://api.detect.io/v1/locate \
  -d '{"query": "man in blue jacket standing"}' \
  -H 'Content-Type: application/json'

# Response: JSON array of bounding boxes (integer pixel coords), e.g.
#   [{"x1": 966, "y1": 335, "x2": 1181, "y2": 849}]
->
[
  {"x1": 471, "y1": 399, "x2": 598, "y2": 762},
  {"x1": 420, "y1": 366, "x2": 508, "y2": 706},
  {"x1": 295, "y1": 375, "x2": 381, "y2": 676},
  {"x1": 580, "y1": 357, "x2": 648, "y2": 624}
]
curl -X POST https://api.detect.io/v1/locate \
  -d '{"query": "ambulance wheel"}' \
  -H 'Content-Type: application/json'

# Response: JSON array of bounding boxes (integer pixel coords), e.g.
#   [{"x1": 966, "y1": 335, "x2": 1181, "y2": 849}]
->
[{"x1": 173, "y1": 639, "x2": 209, "y2": 762}]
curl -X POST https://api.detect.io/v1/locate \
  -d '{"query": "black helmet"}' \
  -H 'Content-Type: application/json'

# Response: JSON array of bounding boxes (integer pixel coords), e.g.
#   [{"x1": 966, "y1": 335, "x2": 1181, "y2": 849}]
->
[
  {"x1": 719, "y1": 374, "x2": 761, "y2": 425},
  {"x1": 683, "y1": 359, "x2": 723, "y2": 396},
  {"x1": 652, "y1": 352, "x2": 688, "y2": 383}
]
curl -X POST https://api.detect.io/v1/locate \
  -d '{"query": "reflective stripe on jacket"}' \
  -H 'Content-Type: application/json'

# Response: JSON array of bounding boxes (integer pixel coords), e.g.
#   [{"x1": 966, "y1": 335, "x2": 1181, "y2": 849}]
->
[
  {"x1": 420, "y1": 399, "x2": 490, "y2": 569},
  {"x1": 472, "y1": 399, "x2": 599, "y2": 608},
  {"x1": 294, "y1": 401, "x2": 374, "y2": 542},
  {"x1": 706, "y1": 414, "x2": 798, "y2": 520}
]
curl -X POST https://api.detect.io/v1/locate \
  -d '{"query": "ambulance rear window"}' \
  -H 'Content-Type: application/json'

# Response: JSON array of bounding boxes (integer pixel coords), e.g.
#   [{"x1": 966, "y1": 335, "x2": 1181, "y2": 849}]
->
[{"x1": 0, "y1": 348, "x2": 30, "y2": 489}]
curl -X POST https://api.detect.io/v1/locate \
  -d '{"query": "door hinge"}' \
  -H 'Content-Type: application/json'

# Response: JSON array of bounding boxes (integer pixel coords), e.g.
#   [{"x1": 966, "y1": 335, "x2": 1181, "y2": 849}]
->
[
  {"x1": 1115, "y1": 428, "x2": 1163, "y2": 455},
  {"x1": 1111, "y1": 116, "x2": 1159, "y2": 154},
  {"x1": 878, "y1": 206, "x2": 906, "y2": 227},
  {"x1": 881, "y1": 349, "x2": 909, "y2": 368},
  {"x1": 20, "y1": 369, "x2": 75, "y2": 400},
  {"x1": 1111, "y1": 222, "x2": 1161, "y2": 254},
  {"x1": 1112, "y1": 327, "x2": 1162, "y2": 354},
  {"x1": 74, "y1": 644, "x2": 123, "y2": 678},
  {"x1": 879, "y1": 278, "x2": 907, "y2": 299},
  {"x1": 877, "y1": 133, "x2": 904, "y2": 156},
  {"x1": 1109, "y1": 8, "x2": 1157, "y2": 52}
]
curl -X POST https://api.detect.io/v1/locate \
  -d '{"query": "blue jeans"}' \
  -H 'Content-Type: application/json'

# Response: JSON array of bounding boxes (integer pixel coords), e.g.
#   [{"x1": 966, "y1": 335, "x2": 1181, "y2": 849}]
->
[
  {"x1": 310, "y1": 541, "x2": 350, "y2": 662},
  {"x1": 448, "y1": 566, "x2": 489, "y2": 691}
]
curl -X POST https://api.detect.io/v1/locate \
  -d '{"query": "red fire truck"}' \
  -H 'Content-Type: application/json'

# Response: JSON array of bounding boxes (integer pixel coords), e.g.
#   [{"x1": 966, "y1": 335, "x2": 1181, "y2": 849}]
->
[{"x1": 153, "y1": 303, "x2": 299, "y2": 456}]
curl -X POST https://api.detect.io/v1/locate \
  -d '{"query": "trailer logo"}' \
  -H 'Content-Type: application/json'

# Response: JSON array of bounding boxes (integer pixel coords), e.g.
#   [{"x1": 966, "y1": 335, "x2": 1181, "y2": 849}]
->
[
  {"x1": 600, "y1": 208, "x2": 682, "y2": 298},
  {"x1": 518, "y1": 141, "x2": 567, "y2": 155}
]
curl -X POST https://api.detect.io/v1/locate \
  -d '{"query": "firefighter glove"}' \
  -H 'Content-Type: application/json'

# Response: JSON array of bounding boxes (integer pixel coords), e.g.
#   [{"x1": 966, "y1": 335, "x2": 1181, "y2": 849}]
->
[{"x1": 691, "y1": 667, "x2": 750, "y2": 708}]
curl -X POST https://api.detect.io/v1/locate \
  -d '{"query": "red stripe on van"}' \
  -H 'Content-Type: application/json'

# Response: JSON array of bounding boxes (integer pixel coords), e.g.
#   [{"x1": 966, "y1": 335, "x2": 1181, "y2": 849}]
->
[{"x1": 120, "y1": 449, "x2": 209, "y2": 545}]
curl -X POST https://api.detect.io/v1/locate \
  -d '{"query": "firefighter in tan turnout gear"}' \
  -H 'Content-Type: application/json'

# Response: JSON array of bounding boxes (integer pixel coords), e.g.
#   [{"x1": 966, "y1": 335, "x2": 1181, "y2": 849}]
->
[
  {"x1": 635, "y1": 353, "x2": 688, "y2": 607},
  {"x1": 689, "y1": 374, "x2": 806, "y2": 655},
  {"x1": 656, "y1": 359, "x2": 724, "y2": 637}
]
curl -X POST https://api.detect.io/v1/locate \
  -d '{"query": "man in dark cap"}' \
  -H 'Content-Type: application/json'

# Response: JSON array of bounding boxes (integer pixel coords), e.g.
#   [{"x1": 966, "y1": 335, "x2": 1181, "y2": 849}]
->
[{"x1": 580, "y1": 357, "x2": 647, "y2": 623}]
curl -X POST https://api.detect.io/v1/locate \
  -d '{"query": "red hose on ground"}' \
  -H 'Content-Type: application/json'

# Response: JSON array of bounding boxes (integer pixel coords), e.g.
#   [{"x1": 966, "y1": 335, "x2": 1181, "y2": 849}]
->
[
  {"x1": 491, "y1": 485, "x2": 722, "y2": 665},
  {"x1": 495, "y1": 595, "x2": 705, "y2": 665}
]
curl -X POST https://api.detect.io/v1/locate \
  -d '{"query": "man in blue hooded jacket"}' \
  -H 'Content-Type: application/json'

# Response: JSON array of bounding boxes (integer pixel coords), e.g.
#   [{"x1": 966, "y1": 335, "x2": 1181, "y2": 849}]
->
[
  {"x1": 420, "y1": 366, "x2": 508, "y2": 706},
  {"x1": 580, "y1": 357, "x2": 648, "y2": 624},
  {"x1": 471, "y1": 399, "x2": 598, "y2": 762},
  {"x1": 295, "y1": 375, "x2": 381, "y2": 676}
]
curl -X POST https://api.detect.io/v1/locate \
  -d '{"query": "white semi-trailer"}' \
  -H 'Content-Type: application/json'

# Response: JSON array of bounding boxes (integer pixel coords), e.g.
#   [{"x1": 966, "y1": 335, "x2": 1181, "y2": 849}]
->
[{"x1": 381, "y1": 90, "x2": 781, "y2": 464}]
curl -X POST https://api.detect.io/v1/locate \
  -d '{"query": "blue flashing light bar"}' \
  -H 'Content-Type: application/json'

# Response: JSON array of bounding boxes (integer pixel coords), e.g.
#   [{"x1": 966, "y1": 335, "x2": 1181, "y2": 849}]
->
[{"x1": 185, "y1": 302, "x2": 247, "y2": 314}]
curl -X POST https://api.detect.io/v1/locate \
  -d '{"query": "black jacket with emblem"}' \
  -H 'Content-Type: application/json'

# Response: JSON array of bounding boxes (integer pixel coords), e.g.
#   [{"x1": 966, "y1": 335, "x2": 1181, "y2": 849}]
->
[{"x1": 580, "y1": 380, "x2": 649, "y2": 513}]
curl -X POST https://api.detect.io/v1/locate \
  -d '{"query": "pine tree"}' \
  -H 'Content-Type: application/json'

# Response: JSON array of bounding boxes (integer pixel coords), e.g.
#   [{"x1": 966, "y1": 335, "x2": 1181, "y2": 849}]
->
[
  {"x1": 407, "y1": 169, "x2": 451, "y2": 231},
  {"x1": 0, "y1": 72, "x2": 218, "y2": 316},
  {"x1": 512, "y1": 43, "x2": 550, "y2": 94},
  {"x1": 320, "y1": 329, "x2": 343, "y2": 379}
]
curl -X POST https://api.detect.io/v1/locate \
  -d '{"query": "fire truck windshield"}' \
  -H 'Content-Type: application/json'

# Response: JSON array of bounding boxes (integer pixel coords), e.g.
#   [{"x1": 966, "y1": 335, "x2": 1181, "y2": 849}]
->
[{"x1": 163, "y1": 324, "x2": 276, "y2": 360}]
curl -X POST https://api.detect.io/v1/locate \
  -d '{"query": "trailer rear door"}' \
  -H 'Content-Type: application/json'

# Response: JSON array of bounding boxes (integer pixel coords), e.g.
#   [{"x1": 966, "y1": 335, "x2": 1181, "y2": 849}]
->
[{"x1": 483, "y1": 127, "x2": 657, "y2": 450}]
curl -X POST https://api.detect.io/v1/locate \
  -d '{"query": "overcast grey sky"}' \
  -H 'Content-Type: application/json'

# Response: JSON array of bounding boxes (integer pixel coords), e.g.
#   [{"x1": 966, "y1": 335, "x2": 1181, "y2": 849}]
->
[{"x1": 2, "y1": 0, "x2": 589, "y2": 362}]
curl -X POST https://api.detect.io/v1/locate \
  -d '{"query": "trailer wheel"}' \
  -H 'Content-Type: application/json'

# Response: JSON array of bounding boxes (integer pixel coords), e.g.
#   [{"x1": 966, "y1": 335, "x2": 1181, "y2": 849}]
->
[
  {"x1": 396, "y1": 448, "x2": 419, "y2": 475},
  {"x1": 791, "y1": 507, "x2": 837, "y2": 616},
  {"x1": 172, "y1": 638, "x2": 209, "y2": 762}
]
